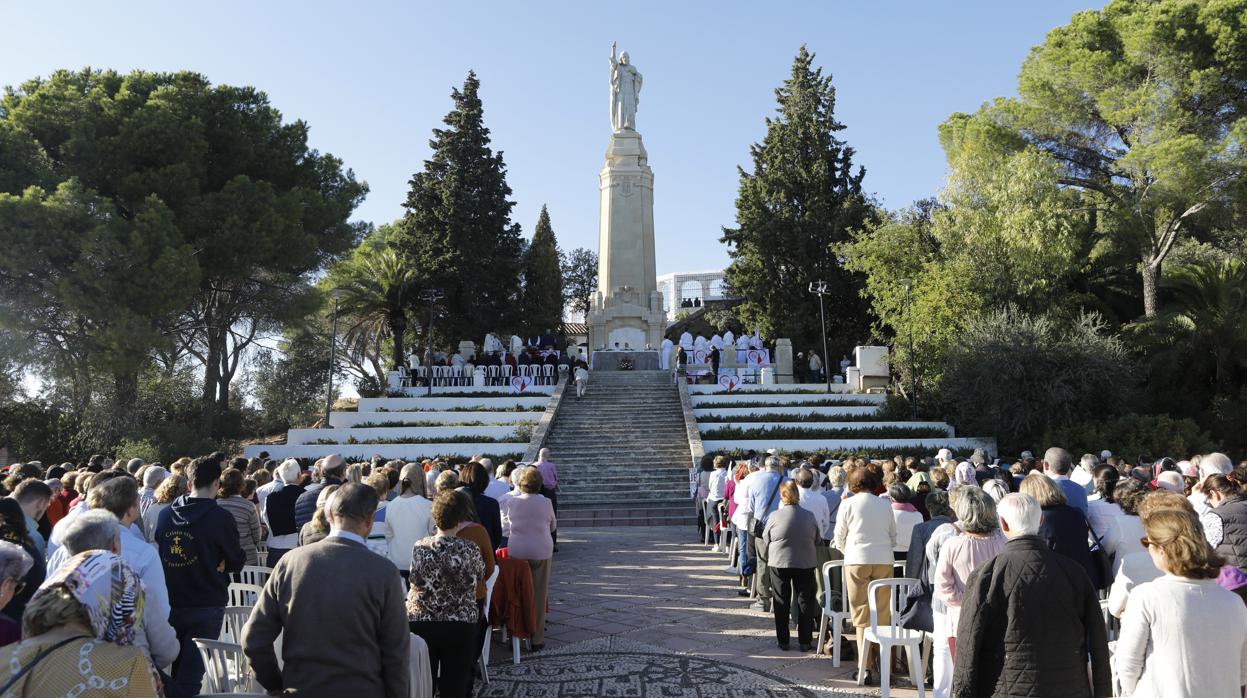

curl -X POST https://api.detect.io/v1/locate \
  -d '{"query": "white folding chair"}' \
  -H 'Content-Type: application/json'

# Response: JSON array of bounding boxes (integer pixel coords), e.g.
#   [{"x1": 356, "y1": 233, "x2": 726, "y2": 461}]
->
[
  {"x1": 542, "y1": 364, "x2": 555, "y2": 385},
  {"x1": 194, "y1": 638, "x2": 255, "y2": 693},
  {"x1": 487, "y1": 365, "x2": 500, "y2": 386},
  {"x1": 817, "y1": 559, "x2": 851, "y2": 666},
  {"x1": 863, "y1": 577, "x2": 926, "y2": 697},
  {"x1": 219, "y1": 605, "x2": 252, "y2": 644},
  {"x1": 238, "y1": 566, "x2": 271, "y2": 588},
  {"x1": 702, "y1": 500, "x2": 715, "y2": 546},
  {"x1": 460, "y1": 364, "x2": 473, "y2": 386},
  {"x1": 479, "y1": 566, "x2": 501, "y2": 683},
  {"x1": 228, "y1": 582, "x2": 263, "y2": 608},
  {"x1": 255, "y1": 543, "x2": 268, "y2": 568},
  {"x1": 501, "y1": 365, "x2": 513, "y2": 381}
]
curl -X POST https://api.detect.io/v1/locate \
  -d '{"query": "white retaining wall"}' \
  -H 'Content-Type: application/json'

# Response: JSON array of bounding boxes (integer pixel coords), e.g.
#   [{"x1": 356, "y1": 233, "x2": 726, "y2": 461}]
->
[
  {"x1": 700, "y1": 437, "x2": 997, "y2": 454},
  {"x1": 356, "y1": 397, "x2": 549, "y2": 411},
  {"x1": 693, "y1": 406, "x2": 881, "y2": 419},
  {"x1": 287, "y1": 425, "x2": 524, "y2": 446},
  {"x1": 688, "y1": 383, "x2": 855, "y2": 394},
  {"x1": 393, "y1": 386, "x2": 552, "y2": 396},
  {"x1": 691, "y1": 393, "x2": 886, "y2": 407},
  {"x1": 329, "y1": 411, "x2": 538, "y2": 428},
  {"x1": 698, "y1": 421, "x2": 955, "y2": 436},
  {"x1": 242, "y1": 443, "x2": 528, "y2": 460}
]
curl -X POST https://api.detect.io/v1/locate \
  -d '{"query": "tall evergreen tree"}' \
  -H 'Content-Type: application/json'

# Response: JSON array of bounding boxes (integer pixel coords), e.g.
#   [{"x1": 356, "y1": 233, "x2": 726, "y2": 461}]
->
[
  {"x1": 561, "y1": 248, "x2": 598, "y2": 321},
  {"x1": 520, "y1": 205, "x2": 564, "y2": 335},
  {"x1": 721, "y1": 47, "x2": 874, "y2": 358},
  {"x1": 399, "y1": 71, "x2": 523, "y2": 343}
]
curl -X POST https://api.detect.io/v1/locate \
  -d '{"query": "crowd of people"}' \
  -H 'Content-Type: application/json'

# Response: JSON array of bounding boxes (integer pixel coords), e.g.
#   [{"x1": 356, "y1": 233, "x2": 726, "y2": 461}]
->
[
  {"x1": 699, "y1": 446, "x2": 1247, "y2": 697},
  {"x1": 0, "y1": 446, "x2": 562, "y2": 697}
]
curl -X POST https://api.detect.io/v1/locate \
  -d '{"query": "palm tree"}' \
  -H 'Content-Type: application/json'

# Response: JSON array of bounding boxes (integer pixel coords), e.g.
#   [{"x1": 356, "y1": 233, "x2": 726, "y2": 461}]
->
[
  {"x1": 1140, "y1": 259, "x2": 1247, "y2": 402},
  {"x1": 333, "y1": 246, "x2": 420, "y2": 373}
]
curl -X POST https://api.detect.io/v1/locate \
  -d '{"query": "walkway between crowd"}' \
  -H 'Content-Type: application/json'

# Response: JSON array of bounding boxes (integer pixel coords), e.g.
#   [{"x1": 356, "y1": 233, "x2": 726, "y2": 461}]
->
[{"x1": 481, "y1": 526, "x2": 919, "y2": 697}]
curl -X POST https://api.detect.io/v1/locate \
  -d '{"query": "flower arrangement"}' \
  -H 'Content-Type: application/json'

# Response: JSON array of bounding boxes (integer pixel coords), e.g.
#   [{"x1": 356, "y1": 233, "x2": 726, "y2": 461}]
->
[{"x1": 619, "y1": 356, "x2": 635, "y2": 371}]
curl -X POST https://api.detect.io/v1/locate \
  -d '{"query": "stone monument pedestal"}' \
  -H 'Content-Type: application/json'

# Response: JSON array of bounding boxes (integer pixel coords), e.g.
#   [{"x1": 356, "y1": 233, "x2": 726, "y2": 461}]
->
[{"x1": 588, "y1": 129, "x2": 666, "y2": 351}]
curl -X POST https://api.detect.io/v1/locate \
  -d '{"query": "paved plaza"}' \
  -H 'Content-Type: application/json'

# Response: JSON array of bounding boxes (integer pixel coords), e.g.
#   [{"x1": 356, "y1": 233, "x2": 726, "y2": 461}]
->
[{"x1": 481, "y1": 526, "x2": 924, "y2": 697}]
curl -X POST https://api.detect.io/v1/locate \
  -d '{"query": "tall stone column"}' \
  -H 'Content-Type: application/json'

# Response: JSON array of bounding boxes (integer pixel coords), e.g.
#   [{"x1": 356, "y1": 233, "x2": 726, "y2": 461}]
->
[{"x1": 588, "y1": 129, "x2": 667, "y2": 352}]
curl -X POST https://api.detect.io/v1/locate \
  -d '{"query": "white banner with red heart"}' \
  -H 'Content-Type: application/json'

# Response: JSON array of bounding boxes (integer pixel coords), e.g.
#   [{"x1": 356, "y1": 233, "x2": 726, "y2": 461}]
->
[
  {"x1": 509, "y1": 375, "x2": 534, "y2": 393},
  {"x1": 718, "y1": 374, "x2": 740, "y2": 391},
  {"x1": 746, "y1": 349, "x2": 763, "y2": 366},
  {"x1": 693, "y1": 350, "x2": 709, "y2": 365}
]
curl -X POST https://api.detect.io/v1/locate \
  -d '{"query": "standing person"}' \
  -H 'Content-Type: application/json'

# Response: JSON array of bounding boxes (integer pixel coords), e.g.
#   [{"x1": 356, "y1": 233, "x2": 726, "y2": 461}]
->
[
  {"x1": 408, "y1": 490, "x2": 487, "y2": 698},
  {"x1": 0, "y1": 499, "x2": 42, "y2": 632},
  {"x1": 762, "y1": 481, "x2": 819, "y2": 651},
  {"x1": 574, "y1": 363, "x2": 589, "y2": 398},
  {"x1": 1115, "y1": 508, "x2": 1247, "y2": 698},
  {"x1": 532, "y1": 448, "x2": 560, "y2": 551},
  {"x1": 386, "y1": 464, "x2": 435, "y2": 577},
  {"x1": 951, "y1": 493, "x2": 1110, "y2": 698},
  {"x1": 808, "y1": 351, "x2": 823, "y2": 384},
  {"x1": 1043, "y1": 446, "x2": 1089, "y2": 512},
  {"x1": 932, "y1": 487, "x2": 1005, "y2": 670},
  {"x1": 261, "y1": 459, "x2": 305, "y2": 569},
  {"x1": 294, "y1": 454, "x2": 346, "y2": 529},
  {"x1": 748, "y1": 457, "x2": 788, "y2": 612},
  {"x1": 792, "y1": 468, "x2": 831, "y2": 604},
  {"x1": 0, "y1": 541, "x2": 31, "y2": 647},
  {"x1": 709, "y1": 345, "x2": 720, "y2": 380},
  {"x1": 833, "y1": 467, "x2": 896, "y2": 687},
  {"x1": 898, "y1": 491, "x2": 952, "y2": 653},
  {"x1": 138, "y1": 466, "x2": 168, "y2": 517},
  {"x1": 0, "y1": 550, "x2": 159, "y2": 697},
  {"x1": 501, "y1": 468, "x2": 556, "y2": 650},
  {"x1": 217, "y1": 468, "x2": 263, "y2": 567},
  {"x1": 244, "y1": 483, "x2": 409, "y2": 698},
  {"x1": 10, "y1": 481, "x2": 51, "y2": 558},
  {"x1": 1020, "y1": 472, "x2": 1098, "y2": 585},
  {"x1": 156, "y1": 457, "x2": 245, "y2": 697},
  {"x1": 458, "y1": 462, "x2": 502, "y2": 550}
]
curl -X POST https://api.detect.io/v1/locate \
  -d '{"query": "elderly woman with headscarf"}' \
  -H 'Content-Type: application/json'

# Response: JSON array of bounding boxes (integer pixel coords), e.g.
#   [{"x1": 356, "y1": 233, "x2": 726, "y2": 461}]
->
[
  {"x1": 906, "y1": 471, "x2": 933, "y2": 520},
  {"x1": 951, "y1": 461, "x2": 977, "y2": 490},
  {"x1": 0, "y1": 550, "x2": 158, "y2": 696},
  {"x1": 0, "y1": 541, "x2": 32, "y2": 647}
]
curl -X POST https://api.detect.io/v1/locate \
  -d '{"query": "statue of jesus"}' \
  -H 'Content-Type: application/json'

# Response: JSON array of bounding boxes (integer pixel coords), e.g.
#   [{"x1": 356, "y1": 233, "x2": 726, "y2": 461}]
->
[{"x1": 609, "y1": 41, "x2": 642, "y2": 132}]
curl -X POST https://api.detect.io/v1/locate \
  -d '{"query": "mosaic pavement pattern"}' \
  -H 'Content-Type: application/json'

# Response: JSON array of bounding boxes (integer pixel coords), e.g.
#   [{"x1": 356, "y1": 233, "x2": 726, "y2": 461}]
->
[
  {"x1": 477, "y1": 528, "x2": 903, "y2": 697},
  {"x1": 479, "y1": 637, "x2": 827, "y2": 697}
]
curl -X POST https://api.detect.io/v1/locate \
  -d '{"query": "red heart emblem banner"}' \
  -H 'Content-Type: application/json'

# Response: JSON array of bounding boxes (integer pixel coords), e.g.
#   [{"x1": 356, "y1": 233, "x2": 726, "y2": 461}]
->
[
  {"x1": 718, "y1": 374, "x2": 738, "y2": 391},
  {"x1": 510, "y1": 375, "x2": 533, "y2": 393}
]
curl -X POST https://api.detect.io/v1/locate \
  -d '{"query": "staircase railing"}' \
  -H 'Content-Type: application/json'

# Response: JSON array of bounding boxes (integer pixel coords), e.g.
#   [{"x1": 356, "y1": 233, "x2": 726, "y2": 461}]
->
[{"x1": 676, "y1": 379, "x2": 705, "y2": 474}]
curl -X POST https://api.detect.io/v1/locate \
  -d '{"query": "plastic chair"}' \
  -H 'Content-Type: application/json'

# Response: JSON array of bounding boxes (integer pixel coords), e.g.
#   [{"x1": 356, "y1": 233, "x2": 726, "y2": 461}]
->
[
  {"x1": 542, "y1": 364, "x2": 555, "y2": 385},
  {"x1": 460, "y1": 364, "x2": 474, "y2": 386},
  {"x1": 194, "y1": 638, "x2": 254, "y2": 693},
  {"x1": 487, "y1": 365, "x2": 500, "y2": 386},
  {"x1": 501, "y1": 365, "x2": 513, "y2": 380},
  {"x1": 702, "y1": 500, "x2": 715, "y2": 546},
  {"x1": 220, "y1": 605, "x2": 252, "y2": 644},
  {"x1": 817, "y1": 560, "x2": 851, "y2": 666},
  {"x1": 238, "y1": 565, "x2": 271, "y2": 588},
  {"x1": 228, "y1": 582, "x2": 263, "y2": 608},
  {"x1": 863, "y1": 578, "x2": 926, "y2": 697},
  {"x1": 478, "y1": 566, "x2": 501, "y2": 684}
]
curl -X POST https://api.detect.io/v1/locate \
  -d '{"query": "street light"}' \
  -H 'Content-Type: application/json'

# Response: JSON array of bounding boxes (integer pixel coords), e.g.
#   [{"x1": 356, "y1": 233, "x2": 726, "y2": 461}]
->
[
  {"x1": 807, "y1": 281, "x2": 832, "y2": 394},
  {"x1": 323, "y1": 287, "x2": 346, "y2": 428},
  {"x1": 901, "y1": 278, "x2": 917, "y2": 419},
  {"x1": 421, "y1": 289, "x2": 444, "y2": 397}
]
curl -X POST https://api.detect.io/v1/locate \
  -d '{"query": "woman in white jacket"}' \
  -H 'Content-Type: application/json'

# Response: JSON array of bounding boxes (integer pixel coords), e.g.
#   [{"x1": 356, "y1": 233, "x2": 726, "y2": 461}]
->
[
  {"x1": 833, "y1": 467, "x2": 896, "y2": 687},
  {"x1": 385, "y1": 462, "x2": 435, "y2": 580}
]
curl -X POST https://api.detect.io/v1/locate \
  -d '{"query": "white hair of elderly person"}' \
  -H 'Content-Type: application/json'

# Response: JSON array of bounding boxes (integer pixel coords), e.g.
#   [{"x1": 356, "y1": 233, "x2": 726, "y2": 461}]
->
[
  {"x1": 996, "y1": 492, "x2": 1043, "y2": 537},
  {"x1": 0, "y1": 540, "x2": 33, "y2": 610},
  {"x1": 142, "y1": 466, "x2": 169, "y2": 490},
  {"x1": 58, "y1": 509, "x2": 122, "y2": 556}
]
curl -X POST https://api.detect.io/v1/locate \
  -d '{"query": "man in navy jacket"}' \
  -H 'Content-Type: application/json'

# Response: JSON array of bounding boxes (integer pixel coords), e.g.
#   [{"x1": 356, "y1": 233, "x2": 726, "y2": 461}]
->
[{"x1": 157, "y1": 456, "x2": 245, "y2": 696}]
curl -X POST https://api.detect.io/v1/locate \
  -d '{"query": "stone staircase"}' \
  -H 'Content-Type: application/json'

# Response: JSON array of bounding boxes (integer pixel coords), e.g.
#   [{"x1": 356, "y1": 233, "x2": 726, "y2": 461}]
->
[{"x1": 545, "y1": 370, "x2": 695, "y2": 527}]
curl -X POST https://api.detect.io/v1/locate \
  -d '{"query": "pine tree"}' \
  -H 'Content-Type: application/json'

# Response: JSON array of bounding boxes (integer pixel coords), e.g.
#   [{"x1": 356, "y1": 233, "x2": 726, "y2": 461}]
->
[
  {"x1": 399, "y1": 71, "x2": 523, "y2": 343},
  {"x1": 720, "y1": 47, "x2": 874, "y2": 358},
  {"x1": 520, "y1": 205, "x2": 564, "y2": 335}
]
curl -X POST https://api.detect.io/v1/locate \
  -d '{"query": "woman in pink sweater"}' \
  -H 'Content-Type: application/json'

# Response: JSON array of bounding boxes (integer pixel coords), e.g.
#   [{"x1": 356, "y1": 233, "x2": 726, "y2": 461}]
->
[
  {"x1": 933, "y1": 486, "x2": 1005, "y2": 679},
  {"x1": 501, "y1": 467, "x2": 556, "y2": 649}
]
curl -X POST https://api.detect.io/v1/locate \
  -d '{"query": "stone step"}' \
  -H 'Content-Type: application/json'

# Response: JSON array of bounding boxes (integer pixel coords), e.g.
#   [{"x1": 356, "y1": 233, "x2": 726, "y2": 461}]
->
[
  {"x1": 560, "y1": 496, "x2": 691, "y2": 510},
  {"x1": 558, "y1": 507, "x2": 694, "y2": 527}
]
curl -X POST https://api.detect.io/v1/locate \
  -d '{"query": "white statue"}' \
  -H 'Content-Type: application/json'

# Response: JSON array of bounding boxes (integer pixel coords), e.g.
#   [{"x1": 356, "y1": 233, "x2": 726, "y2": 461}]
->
[
  {"x1": 609, "y1": 42, "x2": 642, "y2": 132},
  {"x1": 679, "y1": 331, "x2": 694, "y2": 349}
]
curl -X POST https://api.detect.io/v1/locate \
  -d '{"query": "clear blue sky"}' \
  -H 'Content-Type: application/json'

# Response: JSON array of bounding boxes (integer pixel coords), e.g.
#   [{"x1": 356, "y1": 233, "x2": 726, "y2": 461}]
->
[{"x1": 3, "y1": 1, "x2": 1102, "y2": 276}]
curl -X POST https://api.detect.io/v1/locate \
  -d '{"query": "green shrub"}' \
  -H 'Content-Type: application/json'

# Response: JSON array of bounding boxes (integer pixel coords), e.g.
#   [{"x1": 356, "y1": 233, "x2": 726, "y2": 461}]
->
[
  {"x1": 699, "y1": 425, "x2": 949, "y2": 440},
  {"x1": 1042, "y1": 413, "x2": 1217, "y2": 461},
  {"x1": 694, "y1": 398, "x2": 879, "y2": 409}
]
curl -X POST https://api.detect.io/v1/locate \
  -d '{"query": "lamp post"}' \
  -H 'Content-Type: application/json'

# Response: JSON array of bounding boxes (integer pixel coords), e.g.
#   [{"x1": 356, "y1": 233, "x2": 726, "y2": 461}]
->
[
  {"x1": 901, "y1": 278, "x2": 917, "y2": 419},
  {"x1": 421, "y1": 289, "x2": 443, "y2": 397},
  {"x1": 807, "y1": 280, "x2": 832, "y2": 394},
  {"x1": 323, "y1": 287, "x2": 346, "y2": 428}
]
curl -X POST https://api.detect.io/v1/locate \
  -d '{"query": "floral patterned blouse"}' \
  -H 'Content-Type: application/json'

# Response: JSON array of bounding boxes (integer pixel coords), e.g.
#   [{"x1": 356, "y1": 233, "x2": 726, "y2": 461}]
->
[{"x1": 406, "y1": 535, "x2": 485, "y2": 623}]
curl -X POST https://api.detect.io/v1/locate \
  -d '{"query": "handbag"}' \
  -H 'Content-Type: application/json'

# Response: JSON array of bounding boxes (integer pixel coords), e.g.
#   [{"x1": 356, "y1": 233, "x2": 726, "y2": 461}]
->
[
  {"x1": 1087, "y1": 520, "x2": 1113, "y2": 590},
  {"x1": 751, "y1": 477, "x2": 781, "y2": 539}
]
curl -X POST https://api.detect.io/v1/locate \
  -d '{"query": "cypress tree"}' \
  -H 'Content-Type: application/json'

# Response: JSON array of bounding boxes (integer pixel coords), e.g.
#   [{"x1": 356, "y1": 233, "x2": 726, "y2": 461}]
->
[
  {"x1": 720, "y1": 47, "x2": 874, "y2": 357},
  {"x1": 399, "y1": 71, "x2": 523, "y2": 343},
  {"x1": 520, "y1": 205, "x2": 565, "y2": 336}
]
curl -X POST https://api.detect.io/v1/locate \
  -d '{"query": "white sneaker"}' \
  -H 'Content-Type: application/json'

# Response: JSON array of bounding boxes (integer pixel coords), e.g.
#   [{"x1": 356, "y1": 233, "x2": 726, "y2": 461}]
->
[
  {"x1": 723, "y1": 566, "x2": 739, "y2": 575},
  {"x1": 711, "y1": 545, "x2": 724, "y2": 553}
]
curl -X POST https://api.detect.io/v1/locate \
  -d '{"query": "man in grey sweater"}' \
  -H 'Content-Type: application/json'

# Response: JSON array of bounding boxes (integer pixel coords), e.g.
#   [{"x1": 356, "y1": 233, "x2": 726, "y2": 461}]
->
[{"x1": 243, "y1": 483, "x2": 410, "y2": 698}]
